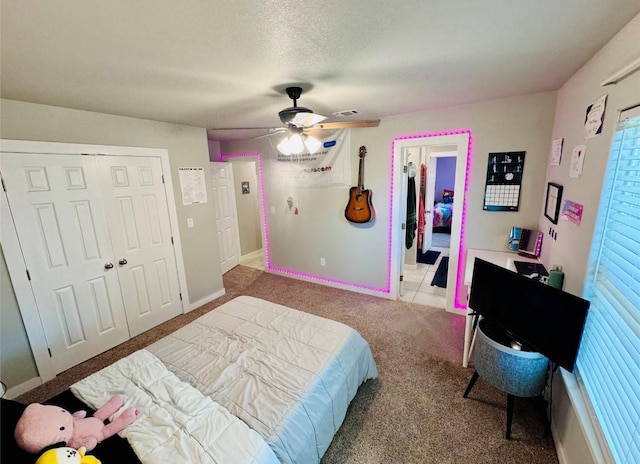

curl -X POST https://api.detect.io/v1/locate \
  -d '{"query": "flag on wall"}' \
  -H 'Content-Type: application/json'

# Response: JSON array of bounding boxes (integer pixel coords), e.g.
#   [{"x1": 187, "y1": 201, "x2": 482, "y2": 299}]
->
[{"x1": 268, "y1": 129, "x2": 351, "y2": 188}]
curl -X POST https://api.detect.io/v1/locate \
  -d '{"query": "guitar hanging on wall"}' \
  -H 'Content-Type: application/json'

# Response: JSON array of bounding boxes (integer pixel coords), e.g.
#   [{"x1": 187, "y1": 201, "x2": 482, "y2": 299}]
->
[{"x1": 345, "y1": 146, "x2": 375, "y2": 223}]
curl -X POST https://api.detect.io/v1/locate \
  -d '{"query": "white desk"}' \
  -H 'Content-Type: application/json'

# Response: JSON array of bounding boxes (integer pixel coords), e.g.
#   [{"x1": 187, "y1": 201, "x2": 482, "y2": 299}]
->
[{"x1": 462, "y1": 249, "x2": 539, "y2": 367}]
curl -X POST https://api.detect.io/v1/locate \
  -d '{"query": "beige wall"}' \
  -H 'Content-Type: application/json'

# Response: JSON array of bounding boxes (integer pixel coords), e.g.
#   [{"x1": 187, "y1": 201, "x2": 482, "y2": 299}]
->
[
  {"x1": 222, "y1": 91, "x2": 557, "y2": 291},
  {"x1": 538, "y1": 14, "x2": 640, "y2": 296},
  {"x1": 0, "y1": 99, "x2": 223, "y2": 389},
  {"x1": 542, "y1": 13, "x2": 640, "y2": 464}
]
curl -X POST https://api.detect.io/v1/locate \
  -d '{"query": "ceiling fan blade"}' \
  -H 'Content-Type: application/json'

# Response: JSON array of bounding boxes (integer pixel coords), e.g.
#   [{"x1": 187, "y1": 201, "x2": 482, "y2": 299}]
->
[
  {"x1": 208, "y1": 126, "x2": 284, "y2": 131},
  {"x1": 290, "y1": 112, "x2": 328, "y2": 127},
  {"x1": 314, "y1": 119, "x2": 381, "y2": 130},
  {"x1": 251, "y1": 131, "x2": 285, "y2": 140}
]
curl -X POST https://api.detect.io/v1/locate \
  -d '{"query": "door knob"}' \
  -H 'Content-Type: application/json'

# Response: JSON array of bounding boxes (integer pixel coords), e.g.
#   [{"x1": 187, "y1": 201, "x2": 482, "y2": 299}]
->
[
  {"x1": 104, "y1": 262, "x2": 114, "y2": 270},
  {"x1": 118, "y1": 258, "x2": 128, "y2": 266}
]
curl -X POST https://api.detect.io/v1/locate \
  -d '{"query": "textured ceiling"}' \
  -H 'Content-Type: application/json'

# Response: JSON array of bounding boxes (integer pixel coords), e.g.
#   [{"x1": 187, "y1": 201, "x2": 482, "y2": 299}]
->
[{"x1": 1, "y1": 1, "x2": 639, "y2": 141}]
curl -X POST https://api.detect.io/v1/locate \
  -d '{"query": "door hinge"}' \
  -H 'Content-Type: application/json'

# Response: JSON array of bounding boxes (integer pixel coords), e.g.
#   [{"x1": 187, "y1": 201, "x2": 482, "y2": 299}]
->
[
  {"x1": 171, "y1": 236, "x2": 174, "y2": 245},
  {"x1": 26, "y1": 269, "x2": 31, "y2": 281},
  {"x1": 401, "y1": 223, "x2": 406, "y2": 230},
  {"x1": 179, "y1": 293, "x2": 182, "y2": 301},
  {"x1": 48, "y1": 348, "x2": 52, "y2": 358},
  {"x1": 1, "y1": 178, "x2": 6, "y2": 192},
  {"x1": 400, "y1": 275, "x2": 404, "y2": 282},
  {"x1": 403, "y1": 166, "x2": 408, "y2": 174},
  {"x1": 162, "y1": 175, "x2": 165, "y2": 184}
]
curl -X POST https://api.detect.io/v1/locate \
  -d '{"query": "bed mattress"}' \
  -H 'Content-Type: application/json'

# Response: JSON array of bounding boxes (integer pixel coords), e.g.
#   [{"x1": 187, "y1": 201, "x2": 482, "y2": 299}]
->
[
  {"x1": 72, "y1": 349, "x2": 279, "y2": 464},
  {"x1": 147, "y1": 295, "x2": 378, "y2": 464}
]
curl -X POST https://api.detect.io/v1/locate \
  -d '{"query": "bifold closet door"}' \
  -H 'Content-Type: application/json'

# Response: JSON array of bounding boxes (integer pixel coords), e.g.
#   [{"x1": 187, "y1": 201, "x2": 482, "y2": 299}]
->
[
  {"x1": 97, "y1": 156, "x2": 182, "y2": 336},
  {"x1": 1, "y1": 153, "x2": 130, "y2": 374}
]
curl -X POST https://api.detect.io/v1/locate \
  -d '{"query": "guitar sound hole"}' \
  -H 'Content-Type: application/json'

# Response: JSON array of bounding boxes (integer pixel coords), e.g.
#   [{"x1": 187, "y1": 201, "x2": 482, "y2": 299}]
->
[{"x1": 356, "y1": 194, "x2": 362, "y2": 200}]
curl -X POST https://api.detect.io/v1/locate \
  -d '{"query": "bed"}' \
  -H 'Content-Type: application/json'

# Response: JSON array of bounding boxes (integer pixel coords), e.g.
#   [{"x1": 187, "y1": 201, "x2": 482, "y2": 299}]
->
[
  {"x1": 3, "y1": 296, "x2": 378, "y2": 464},
  {"x1": 432, "y1": 201, "x2": 453, "y2": 229},
  {"x1": 432, "y1": 189, "x2": 454, "y2": 230}
]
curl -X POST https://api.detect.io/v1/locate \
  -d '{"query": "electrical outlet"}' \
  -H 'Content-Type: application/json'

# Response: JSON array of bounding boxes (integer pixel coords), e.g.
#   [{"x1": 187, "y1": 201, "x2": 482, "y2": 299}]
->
[
  {"x1": 187, "y1": 218, "x2": 194, "y2": 228},
  {"x1": 320, "y1": 258, "x2": 326, "y2": 266}
]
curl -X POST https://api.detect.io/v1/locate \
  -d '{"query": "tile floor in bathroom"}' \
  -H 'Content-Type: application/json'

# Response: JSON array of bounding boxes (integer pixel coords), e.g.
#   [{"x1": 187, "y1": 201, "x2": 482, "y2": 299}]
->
[{"x1": 400, "y1": 233, "x2": 451, "y2": 309}]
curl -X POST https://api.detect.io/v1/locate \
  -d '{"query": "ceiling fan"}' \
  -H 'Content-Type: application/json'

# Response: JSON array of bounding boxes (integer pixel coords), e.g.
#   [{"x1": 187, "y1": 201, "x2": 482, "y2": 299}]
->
[{"x1": 210, "y1": 86, "x2": 380, "y2": 154}]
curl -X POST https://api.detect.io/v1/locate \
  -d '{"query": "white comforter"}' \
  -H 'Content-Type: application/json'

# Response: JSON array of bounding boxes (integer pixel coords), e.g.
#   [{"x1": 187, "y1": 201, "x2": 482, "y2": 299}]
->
[
  {"x1": 71, "y1": 349, "x2": 279, "y2": 464},
  {"x1": 147, "y1": 295, "x2": 378, "y2": 464}
]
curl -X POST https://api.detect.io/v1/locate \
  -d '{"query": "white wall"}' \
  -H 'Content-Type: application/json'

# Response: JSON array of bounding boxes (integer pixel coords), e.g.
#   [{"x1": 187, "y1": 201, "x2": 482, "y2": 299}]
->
[
  {"x1": 541, "y1": 13, "x2": 640, "y2": 464},
  {"x1": 0, "y1": 99, "x2": 223, "y2": 390}
]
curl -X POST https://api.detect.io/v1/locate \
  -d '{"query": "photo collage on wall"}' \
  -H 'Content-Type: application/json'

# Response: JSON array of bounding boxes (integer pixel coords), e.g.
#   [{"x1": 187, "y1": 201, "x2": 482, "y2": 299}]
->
[{"x1": 483, "y1": 151, "x2": 526, "y2": 211}]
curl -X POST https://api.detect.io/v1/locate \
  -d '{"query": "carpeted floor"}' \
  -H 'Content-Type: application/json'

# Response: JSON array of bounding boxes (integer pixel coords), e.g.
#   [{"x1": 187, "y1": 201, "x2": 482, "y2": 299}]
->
[{"x1": 16, "y1": 266, "x2": 558, "y2": 464}]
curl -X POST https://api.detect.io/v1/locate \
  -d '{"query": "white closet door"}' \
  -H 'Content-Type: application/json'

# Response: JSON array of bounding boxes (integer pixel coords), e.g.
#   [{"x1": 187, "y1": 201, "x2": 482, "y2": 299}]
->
[
  {"x1": 1, "y1": 153, "x2": 130, "y2": 373},
  {"x1": 97, "y1": 156, "x2": 182, "y2": 336},
  {"x1": 211, "y1": 162, "x2": 241, "y2": 274}
]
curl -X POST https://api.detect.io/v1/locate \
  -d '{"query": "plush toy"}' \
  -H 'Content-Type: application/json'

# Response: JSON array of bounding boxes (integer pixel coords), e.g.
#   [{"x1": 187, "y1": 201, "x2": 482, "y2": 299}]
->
[
  {"x1": 36, "y1": 446, "x2": 101, "y2": 464},
  {"x1": 14, "y1": 394, "x2": 139, "y2": 454}
]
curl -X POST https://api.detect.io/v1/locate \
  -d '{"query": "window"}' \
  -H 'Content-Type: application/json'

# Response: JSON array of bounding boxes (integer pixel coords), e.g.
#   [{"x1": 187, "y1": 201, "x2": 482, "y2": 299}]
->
[{"x1": 577, "y1": 113, "x2": 640, "y2": 464}]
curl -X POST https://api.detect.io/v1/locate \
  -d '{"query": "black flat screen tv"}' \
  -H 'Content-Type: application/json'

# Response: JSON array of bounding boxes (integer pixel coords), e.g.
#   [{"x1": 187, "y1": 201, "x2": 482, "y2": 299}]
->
[{"x1": 469, "y1": 258, "x2": 590, "y2": 372}]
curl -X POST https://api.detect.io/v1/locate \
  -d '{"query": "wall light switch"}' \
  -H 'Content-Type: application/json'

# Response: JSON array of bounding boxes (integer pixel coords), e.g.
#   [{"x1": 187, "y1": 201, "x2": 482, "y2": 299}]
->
[
  {"x1": 187, "y1": 218, "x2": 194, "y2": 228},
  {"x1": 320, "y1": 258, "x2": 326, "y2": 266},
  {"x1": 271, "y1": 206, "x2": 276, "y2": 214}
]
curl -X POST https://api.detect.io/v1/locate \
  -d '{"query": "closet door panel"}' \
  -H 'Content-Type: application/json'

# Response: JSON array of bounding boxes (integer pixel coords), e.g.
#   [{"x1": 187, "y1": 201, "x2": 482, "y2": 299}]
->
[
  {"x1": 98, "y1": 156, "x2": 182, "y2": 336},
  {"x1": 1, "y1": 153, "x2": 130, "y2": 374}
]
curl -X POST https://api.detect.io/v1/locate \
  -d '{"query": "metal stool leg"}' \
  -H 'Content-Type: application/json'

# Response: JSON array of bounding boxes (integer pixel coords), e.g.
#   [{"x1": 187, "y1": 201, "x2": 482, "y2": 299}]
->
[
  {"x1": 463, "y1": 371, "x2": 480, "y2": 398},
  {"x1": 506, "y1": 394, "x2": 515, "y2": 440}
]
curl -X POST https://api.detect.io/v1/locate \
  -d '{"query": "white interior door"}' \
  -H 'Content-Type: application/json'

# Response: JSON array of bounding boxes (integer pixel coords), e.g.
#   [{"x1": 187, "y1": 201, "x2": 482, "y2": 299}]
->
[
  {"x1": 210, "y1": 162, "x2": 241, "y2": 274},
  {"x1": 97, "y1": 156, "x2": 182, "y2": 337},
  {"x1": 1, "y1": 153, "x2": 130, "y2": 373}
]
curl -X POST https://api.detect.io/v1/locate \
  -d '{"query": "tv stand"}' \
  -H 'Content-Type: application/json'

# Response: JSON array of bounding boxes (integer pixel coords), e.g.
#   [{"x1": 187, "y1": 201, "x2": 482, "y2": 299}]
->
[{"x1": 462, "y1": 249, "x2": 540, "y2": 367}]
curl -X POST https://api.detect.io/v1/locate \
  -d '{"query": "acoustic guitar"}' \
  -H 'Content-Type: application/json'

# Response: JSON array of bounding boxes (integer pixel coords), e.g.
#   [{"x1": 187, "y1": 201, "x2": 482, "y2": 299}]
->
[{"x1": 345, "y1": 146, "x2": 375, "y2": 223}]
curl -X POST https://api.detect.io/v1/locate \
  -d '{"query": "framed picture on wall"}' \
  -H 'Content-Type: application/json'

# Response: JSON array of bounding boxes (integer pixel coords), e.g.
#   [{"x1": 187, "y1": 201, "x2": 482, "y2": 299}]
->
[{"x1": 544, "y1": 182, "x2": 563, "y2": 224}]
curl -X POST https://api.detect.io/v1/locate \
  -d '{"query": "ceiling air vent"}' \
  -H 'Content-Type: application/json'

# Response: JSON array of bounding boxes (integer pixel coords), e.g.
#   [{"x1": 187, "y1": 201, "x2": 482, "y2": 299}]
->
[{"x1": 332, "y1": 109, "x2": 360, "y2": 117}]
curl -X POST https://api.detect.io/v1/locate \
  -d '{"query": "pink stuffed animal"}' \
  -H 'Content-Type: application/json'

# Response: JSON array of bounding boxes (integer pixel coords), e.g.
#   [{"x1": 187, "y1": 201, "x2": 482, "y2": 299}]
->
[{"x1": 14, "y1": 394, "x2": 139, "y2": 454}]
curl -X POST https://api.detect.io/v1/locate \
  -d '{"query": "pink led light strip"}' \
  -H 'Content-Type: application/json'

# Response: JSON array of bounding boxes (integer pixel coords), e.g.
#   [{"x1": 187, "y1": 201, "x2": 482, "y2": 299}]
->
[
  {"x1": 392, "y1": 130, "x2": 473, "y2": 310},
  {"x1": 222, "y1": 128, "x2": 472, "y2": 304}
]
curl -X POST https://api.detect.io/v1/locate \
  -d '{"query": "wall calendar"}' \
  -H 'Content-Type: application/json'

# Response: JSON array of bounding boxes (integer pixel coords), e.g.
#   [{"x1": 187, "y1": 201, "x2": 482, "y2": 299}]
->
[{"x1": 483, "y1": 151, "x2": 525, "y2": 211}]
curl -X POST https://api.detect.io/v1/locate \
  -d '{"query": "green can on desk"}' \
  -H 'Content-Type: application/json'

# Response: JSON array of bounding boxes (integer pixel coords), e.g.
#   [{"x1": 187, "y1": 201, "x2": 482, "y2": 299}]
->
[{"x1": 548, "y1": 266, "x2": 564, "y2": 290}]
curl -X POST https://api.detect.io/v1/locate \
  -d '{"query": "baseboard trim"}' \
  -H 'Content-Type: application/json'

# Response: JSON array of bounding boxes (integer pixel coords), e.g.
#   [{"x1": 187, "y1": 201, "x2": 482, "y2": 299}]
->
[
  {"x1": 187, "y1": 288, "x2": 226, "y2": 312},
  {"x1": 240, "y1": 248, "x2": 263, "y2": 263},
  {"x1": 5, "y1": 377, "x2": 43, "y2": 400},
  {"x1": 264, "y1": 268, "x2": 394, "y2": 300}
]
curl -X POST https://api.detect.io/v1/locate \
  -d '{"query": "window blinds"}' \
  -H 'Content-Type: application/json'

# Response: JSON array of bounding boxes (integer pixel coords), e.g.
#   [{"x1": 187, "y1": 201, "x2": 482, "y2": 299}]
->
[{"x1": 577, "y1": 114, "x2": 640, "y2": 464}]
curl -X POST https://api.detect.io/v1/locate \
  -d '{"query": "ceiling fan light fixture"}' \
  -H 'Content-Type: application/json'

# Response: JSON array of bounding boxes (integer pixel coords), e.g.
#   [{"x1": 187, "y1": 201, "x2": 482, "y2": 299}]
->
[
  {"x1": 277, "y1": 137, "x2": 292, "y2": 155},
  {"x1": 304, "y1": 134, "x2": 322, "y2": 154},
  {"x1": 289, "y1": 133, "x2": 304, "y2": 154}
]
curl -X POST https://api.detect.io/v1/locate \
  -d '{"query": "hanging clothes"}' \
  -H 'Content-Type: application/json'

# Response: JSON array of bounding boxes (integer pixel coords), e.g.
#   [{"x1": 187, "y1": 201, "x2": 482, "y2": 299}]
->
[
  {"x1": 406, "y1": 163, "x2": 417, "y2": 249},
  {"x1": 417, "y1": 163, "x2": 426, "y2": 249}
]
